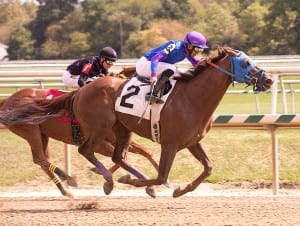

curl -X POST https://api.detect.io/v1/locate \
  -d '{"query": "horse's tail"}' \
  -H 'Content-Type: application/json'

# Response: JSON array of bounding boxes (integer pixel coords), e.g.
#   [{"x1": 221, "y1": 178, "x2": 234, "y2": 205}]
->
[{"x1": 0, "y1": 90, "x2": 78, "y2": 126}]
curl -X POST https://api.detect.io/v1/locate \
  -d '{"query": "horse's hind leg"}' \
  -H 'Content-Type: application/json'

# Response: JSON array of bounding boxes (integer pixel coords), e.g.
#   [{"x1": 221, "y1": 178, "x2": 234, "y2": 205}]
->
[
  {"x1": 112, "y1": 122, "x2": 157, "y2": 198},
  {"x1": 173, "y1": 141, "x2": 212, "y2": 198},
  {"x1": 10, "y1": 125, "x2": 75, "y2": 197},
  {"x1": 30, "y1": 142, "x2": 75, "y2": 197}
]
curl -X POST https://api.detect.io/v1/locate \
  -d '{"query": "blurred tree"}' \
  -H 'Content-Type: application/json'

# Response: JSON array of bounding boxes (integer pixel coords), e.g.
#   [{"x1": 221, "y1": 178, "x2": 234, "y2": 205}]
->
[
  {"x1": 7, "y1": 25, "x2": 34, "y2": 60},
  {"x1": 40, "y1": 10, "x2": 88, "y2": 59},
  {"x1": 262, "y1": 0, "x2": 300, "y2": 54},
  {"x1": 194, "y1": 2, "x2": 241, "y2": 50},
  {"x1": 2, "y1": 0, "x2": 300, "y2": 58},
  {"x1": 28, "y1": 0, "x2": 77, "y2": 57},
  {"x1": 66, "y1": 31, "x2": 91, "y2": 58},
  {"x1": 155, "y1": 0, "x2": 195, "y2": 21},
  {"x1": 149, "y1": 19, "x2": 191, "y2": 40},
  {"x1": 124, "y1": 28, "x2": 167, "y2": 57},
  {"x1": 0, "y1": 0, "x2": 36, "y2": 43},
  {"x1": 238, "y1": 1, "x2": 268, "y2": 55},
  {"x1": 81, "y1": 0, "x2": 161, "y2": 58}
]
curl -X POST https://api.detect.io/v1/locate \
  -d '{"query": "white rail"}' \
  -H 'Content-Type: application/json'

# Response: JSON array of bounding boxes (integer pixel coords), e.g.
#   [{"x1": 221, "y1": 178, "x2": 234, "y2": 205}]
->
[{"x1": 213, "y1": 114, "x2": 300, "y2": 195}]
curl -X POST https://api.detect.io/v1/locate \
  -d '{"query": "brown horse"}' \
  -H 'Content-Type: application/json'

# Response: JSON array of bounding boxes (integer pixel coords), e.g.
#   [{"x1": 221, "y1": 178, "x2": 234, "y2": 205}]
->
[
  {"x1": 0, "y1": 69, "x2": 158, "y2": 197},
  {"x1": 0, "y1": 47, "x2": 273, "y2": 197}
]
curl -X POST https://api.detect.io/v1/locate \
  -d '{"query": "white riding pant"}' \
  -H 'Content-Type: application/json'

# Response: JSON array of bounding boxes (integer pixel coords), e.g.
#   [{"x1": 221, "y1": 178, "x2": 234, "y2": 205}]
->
[
  {"x1": 62, "y1": 71, "x2": 98, "y2": 88},
  {"x1": 62, "y1": 71, "x2": 80, "y2": 88},
  {"x1": 136, "y1": 57, "x2": 180, "y2": 78}
]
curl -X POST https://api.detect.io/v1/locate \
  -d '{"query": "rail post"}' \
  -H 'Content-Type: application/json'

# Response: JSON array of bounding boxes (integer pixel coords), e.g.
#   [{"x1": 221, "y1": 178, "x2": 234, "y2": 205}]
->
[
  {"x1": 64, "y1": 143, "x2": 71, "y2": 176},
  {"x1": 264, "y1": 124, "x2": 279, "y2": 195}
]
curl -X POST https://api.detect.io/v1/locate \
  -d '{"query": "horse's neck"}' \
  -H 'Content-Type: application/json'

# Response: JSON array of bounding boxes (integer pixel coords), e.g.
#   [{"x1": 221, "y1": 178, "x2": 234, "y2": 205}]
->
[{"x1": 183, "y1": 58, "x2": 231, "y2": 119}]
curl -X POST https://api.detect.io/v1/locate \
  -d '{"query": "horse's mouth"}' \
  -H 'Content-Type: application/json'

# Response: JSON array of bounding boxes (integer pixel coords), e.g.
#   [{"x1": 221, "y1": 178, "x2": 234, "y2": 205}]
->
[{"x1": 252, "y1": 72, "x2": 274, "y2": 92}]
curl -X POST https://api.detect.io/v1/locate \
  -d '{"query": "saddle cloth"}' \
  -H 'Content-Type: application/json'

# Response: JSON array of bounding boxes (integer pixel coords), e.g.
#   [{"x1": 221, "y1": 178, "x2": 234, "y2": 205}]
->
[
  {"x1": 44, "y1": 89, "x2": 78, "y2": 124},
  {"x1": 115, "y1": 77, "x2": 176, "y2": 142}
]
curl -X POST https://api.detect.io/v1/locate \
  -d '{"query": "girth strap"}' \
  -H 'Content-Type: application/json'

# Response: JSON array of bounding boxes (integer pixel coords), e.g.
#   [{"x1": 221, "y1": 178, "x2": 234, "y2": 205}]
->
[{"x1": 70, "y1": 114, "x2": 83, "y2": 146}]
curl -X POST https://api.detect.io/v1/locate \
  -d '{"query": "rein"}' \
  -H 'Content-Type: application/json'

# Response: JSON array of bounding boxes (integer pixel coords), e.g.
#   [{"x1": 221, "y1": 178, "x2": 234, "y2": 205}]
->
[
  {"x1": 206, "y1": 60, "x2": 236, "y2": 86},
  {"x1": 206, "y1": 60, "x2": 235, "y2": 78}
]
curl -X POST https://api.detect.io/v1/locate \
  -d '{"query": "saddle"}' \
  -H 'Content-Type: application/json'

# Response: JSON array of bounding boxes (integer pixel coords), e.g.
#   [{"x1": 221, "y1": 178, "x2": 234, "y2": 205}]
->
[{"x1": 136, "y1": 76, "x2": 172, "y2": 95}]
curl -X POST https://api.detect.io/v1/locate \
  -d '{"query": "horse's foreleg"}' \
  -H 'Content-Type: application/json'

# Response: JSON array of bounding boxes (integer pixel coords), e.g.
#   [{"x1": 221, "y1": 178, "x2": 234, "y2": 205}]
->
[{"x1": 173, "y1": 142, "x2": 212, "y2": 198}]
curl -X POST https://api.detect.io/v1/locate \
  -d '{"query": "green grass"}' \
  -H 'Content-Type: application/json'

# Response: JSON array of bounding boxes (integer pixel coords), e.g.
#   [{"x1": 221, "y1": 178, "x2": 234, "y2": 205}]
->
[{"x1": 1, "y1": 127, "x2": 299, "y2": 190}]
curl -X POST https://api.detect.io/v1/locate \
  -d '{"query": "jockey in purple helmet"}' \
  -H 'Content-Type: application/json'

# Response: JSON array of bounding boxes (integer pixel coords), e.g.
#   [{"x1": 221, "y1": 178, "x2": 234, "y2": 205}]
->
[{"x1": 136, "y1": 31, "x2": 208, "y2": 103}]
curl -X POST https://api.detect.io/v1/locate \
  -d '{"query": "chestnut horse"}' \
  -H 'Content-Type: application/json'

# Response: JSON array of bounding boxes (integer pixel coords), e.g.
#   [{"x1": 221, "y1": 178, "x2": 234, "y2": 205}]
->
[
  {"x1": 0, "y1": 47, "x2": 273, "y2": 197},
  {"x1": 0, "y1": 68, "x2": 158, "y2": 197}
]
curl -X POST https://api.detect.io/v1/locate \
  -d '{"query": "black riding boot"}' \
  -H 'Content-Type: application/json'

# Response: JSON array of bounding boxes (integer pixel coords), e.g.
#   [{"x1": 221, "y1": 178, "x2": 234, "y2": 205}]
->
[{"x1": 145, "y1": 69, "x2": 174, "y2": 104}]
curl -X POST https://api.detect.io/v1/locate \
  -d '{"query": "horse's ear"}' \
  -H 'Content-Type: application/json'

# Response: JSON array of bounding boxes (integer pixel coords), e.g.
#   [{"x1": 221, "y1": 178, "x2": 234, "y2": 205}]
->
[
  {"x1": 223, "y1": 47, "x2": 237, "y2": 56},
  {"x1": 218, "y1": 46, "x2": 228, "y2": 56}
]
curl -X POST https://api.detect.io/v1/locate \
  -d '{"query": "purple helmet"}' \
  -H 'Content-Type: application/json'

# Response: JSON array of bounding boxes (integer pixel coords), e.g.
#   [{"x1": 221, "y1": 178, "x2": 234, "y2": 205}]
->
[{"x1": 184, "y1": 31, "x2": 208, "y2": 49}]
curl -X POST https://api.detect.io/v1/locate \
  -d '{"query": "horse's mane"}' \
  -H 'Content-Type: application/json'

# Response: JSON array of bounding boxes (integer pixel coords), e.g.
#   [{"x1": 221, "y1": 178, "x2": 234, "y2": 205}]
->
[
  {"x1": 107, "y1": 66, "x2": 137, "y2": 79},
  {"x1": 176, "y1": 47, "x2": 236, "y2": 81}
]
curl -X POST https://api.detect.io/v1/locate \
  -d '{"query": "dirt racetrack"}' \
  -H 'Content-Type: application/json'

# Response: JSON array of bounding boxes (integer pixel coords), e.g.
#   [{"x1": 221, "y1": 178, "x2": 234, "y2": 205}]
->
[{"x1": 0, "y1": 185, "x2": 300, "y2": 226}]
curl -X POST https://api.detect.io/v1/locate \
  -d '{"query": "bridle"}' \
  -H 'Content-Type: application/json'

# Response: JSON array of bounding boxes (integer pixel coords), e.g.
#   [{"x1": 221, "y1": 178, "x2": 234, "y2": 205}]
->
[{"x1": 205, "y1": 57, "x2": 268, "y2": 92}]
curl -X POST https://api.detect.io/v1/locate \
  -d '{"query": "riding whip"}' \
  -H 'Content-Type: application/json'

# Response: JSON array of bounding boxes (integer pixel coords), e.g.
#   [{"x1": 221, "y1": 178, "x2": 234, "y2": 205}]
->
[{"x1": 138, "y1": 83, "x2": 155, "y2": 124}]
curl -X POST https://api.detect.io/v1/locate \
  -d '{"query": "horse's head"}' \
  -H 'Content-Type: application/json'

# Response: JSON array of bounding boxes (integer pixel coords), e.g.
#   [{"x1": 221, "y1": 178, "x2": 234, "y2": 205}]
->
[
  {"x1": 227, "y1": 48, "x2": 273, "y2": 92},
  {"x1": 204, "y1": 47, "x2": 273, "y2": 92}
]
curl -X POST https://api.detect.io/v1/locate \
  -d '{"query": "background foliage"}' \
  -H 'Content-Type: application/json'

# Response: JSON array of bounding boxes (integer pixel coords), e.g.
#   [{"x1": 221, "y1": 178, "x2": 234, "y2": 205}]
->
[{"x1": 1, "y1": 0, "x2": 299, "y2": 60}]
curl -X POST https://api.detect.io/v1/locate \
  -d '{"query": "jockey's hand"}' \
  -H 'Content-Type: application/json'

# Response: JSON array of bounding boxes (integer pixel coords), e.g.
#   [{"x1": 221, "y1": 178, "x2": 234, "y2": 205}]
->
[{"x1": 150, "y1": 76, "x2": 157, "y2": 85}]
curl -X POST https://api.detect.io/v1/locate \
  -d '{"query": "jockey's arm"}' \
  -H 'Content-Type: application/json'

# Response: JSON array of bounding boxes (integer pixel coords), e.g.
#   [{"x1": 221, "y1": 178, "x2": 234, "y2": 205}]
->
[
  {"x1": 78, "y1": 63, "x2": 92, "y2": 87},
  {"x1": 150, "y1": 52, "x2": 167, "y2": 78},
  {"x1": 186, "y1": 55, "x2": 200, "y2": 67}
]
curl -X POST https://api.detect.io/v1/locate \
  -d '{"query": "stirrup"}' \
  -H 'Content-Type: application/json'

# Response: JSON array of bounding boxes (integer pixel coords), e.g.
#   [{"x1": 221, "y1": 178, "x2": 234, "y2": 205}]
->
[{"x1": 145, "y1": 94, "x2": 164, "y2": 104}]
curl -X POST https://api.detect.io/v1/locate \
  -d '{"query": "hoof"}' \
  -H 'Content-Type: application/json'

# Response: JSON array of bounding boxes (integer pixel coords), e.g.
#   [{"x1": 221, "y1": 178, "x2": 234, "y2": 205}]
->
[
  {"x1": 118, "y1": 174, "x2": 131, "y2": 184},
  {"x1": 145, "y1": 186, "x2": 156, "y2": 198},
  {"x1": 67, "y1": 176, "x2": 78, "y2": 187},
  {"x1": 61, "y1": 190, "x2": 74, "y2": 199},
  {"x1": 173, "y1": 187, "x2": 182, "y2": 198},
  {"x1": 163, "y1": 181, "x2": 170, "y2": 188},
  {"x1": 103, "y1": 180, "x2": 114, "y2": 195},
  {"x1": 66, "y1": 192, "x2": 74, "y2": 199}
]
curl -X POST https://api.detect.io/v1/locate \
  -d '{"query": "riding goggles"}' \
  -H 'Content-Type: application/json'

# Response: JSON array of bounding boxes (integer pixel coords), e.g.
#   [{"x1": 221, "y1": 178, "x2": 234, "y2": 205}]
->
[
  {"x1": 193, "y1": 46, "x2": 204, "y2": 53},
  {"x1": 104, "y1": 59, "x2": 115, "y2": 65}
]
